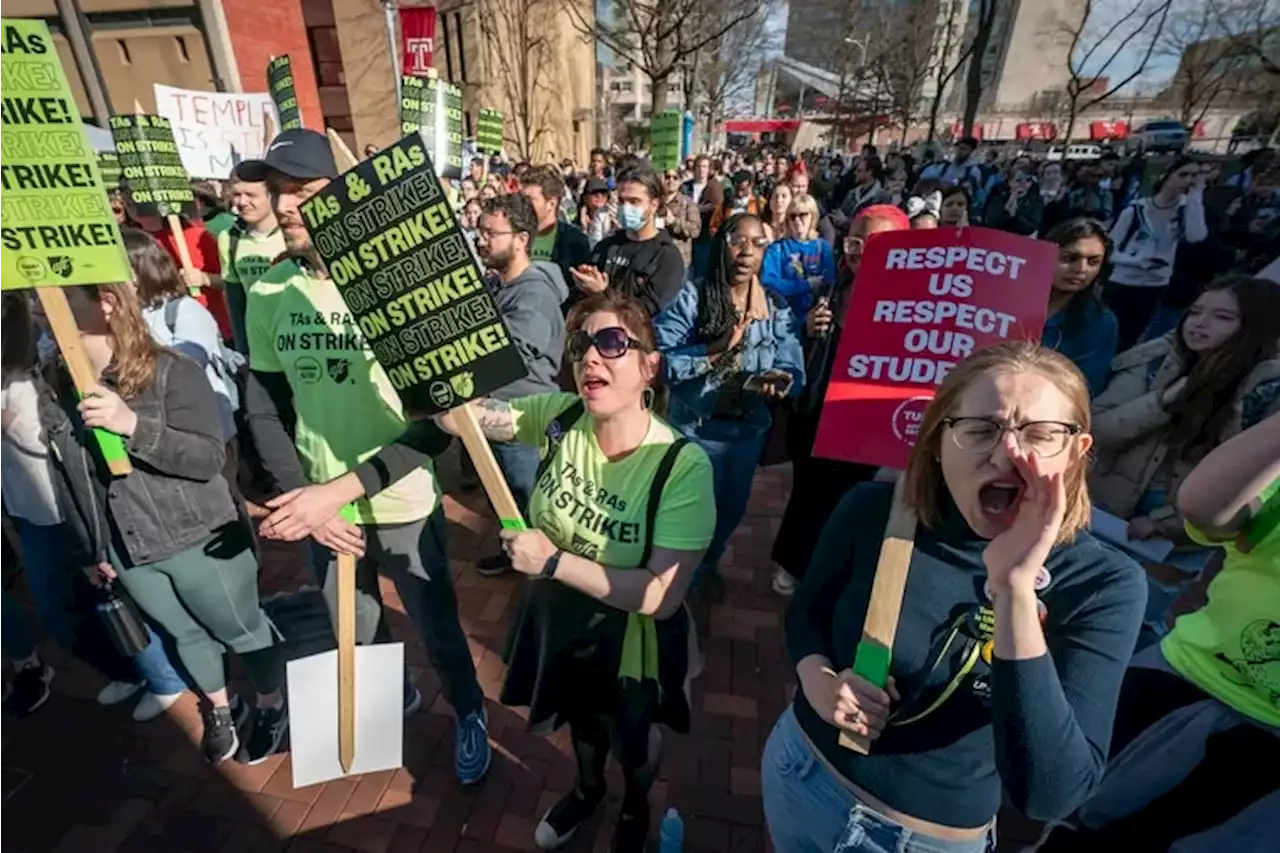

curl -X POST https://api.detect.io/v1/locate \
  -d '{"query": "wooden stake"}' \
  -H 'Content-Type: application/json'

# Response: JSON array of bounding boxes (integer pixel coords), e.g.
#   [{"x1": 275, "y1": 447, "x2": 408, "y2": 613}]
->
[
  {"x1": 838, "y1": 475, "x2": 917, "y2": 754},
  {"x1": 326, "y1": 127, "x2": 357, "y2": 169},
  {"x1": 453, "y1": 404, "x2": 524, "y2": 527},
  {"x1": 165, "y1": 214, "x2": 199, "y2": 295},
  {"x1": 262, "y1": 111, "x2": 276, "y2": 152},
  {"x1": 35, "y1": 289, "x2": 132, "y2": 476},
  {"x1": 336, "y1": 545, "x2": 356, "y2": 773}
]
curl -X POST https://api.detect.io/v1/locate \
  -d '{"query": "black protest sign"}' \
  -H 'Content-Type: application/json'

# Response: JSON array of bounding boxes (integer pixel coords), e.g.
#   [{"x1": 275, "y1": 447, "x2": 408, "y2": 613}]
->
[
  {"x1": 399, "y1": 76, "x2": 462, "y2": 180},
  {"x1": 439, "y1": 81, "x2": 463, "y2": 179},
  {"x1": 299, "y1": 133, "x2": 527, "y2": 417},
  {"x1": 108, "y1": 114, "x2": 195, "y2": 218},
  {"x1": 97, "y1": 152, "x2": 122, "y2": 188},
  {"x1": 476, "y1": 109, "x2": 504, "y2": 153},
  {"x1": 399, "y1": 75, "x2": 435, "y2": 139},
  {"x1": 267, "y1": 55, "x2": 302, "y2": 130}
]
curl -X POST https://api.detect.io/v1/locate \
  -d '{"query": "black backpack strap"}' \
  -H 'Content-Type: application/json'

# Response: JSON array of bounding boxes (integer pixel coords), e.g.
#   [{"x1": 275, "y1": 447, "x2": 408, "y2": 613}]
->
[
  {"x1": 535, "y1": 399, "x2": 585, "y2": 484},
  {"x1": 638, "y1": 438, "x2": 690, "y2": 568},
  {"x1": 1117, "y1": 202, "x2": 1143, "y2": 253}
]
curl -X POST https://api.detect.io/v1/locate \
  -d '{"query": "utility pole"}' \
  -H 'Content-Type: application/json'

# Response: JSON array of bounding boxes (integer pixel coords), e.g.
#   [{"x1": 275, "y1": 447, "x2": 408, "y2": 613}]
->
[{"x1": 55, "y1": 0, "x2": 112, "y2": 125}]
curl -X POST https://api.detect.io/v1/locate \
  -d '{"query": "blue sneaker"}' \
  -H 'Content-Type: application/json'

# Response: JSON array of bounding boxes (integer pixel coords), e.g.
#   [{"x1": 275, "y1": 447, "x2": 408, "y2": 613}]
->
[{"x1": 455, "y1": 709, "x2": 491, "y2": 785}]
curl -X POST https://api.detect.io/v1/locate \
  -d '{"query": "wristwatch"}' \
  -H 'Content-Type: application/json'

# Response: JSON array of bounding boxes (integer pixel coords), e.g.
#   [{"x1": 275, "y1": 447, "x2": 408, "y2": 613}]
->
[{"x1": 538, "y1": 549, "x2": 563, "y2": 580}]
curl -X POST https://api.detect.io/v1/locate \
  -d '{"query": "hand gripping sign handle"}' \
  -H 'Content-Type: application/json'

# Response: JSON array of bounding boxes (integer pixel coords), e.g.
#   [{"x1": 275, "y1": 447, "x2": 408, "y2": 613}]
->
[
  {"x1": 336, "y1": 503, "x2": 358, "y2": 773},
  {"x1": 838, "y1": 475, "x2": 917, "y2": 755},
  {"x1": 36, "y1": 289, "x2": 133, "y2": 476}
]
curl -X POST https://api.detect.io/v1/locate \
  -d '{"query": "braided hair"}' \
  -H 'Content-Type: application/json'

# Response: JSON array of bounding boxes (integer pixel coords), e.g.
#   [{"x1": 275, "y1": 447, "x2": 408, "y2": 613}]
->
[{"x1": 695, "y1": 212, "x2": 760, "y2": 350}]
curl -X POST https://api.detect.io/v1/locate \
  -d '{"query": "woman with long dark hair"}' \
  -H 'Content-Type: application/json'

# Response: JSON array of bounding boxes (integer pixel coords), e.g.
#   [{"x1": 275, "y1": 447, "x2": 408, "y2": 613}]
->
[
  {"x1": 38, "y1": 283, "x2": 287, "y2": 765},
  {"x1": 655, "y1": 213, "x2": 804, "y2": 601},
  {"x1": 1041, "y1": 218, "x2": 1120, "y2": 395}
]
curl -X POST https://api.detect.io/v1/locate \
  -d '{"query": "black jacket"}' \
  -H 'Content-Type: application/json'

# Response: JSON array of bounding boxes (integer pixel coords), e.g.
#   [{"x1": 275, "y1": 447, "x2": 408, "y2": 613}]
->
[{"x1": 549, "y1": 220, "x2": 592, "y2": 306}]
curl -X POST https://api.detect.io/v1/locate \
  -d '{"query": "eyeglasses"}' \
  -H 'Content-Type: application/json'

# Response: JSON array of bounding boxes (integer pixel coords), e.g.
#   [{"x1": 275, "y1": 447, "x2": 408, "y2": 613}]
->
[
  {"x1": 476, "y1": 228, "x2": 513, "y2": 241},
  {"x1": 567, "y1": 326, "x2": 645, "y2": 361},
  {"x1": 727, "y1": 233, "x2": 771, "y2": 249},
  {"x1": 943, "y1": 416, "x2": 1082, "y2": 459}
]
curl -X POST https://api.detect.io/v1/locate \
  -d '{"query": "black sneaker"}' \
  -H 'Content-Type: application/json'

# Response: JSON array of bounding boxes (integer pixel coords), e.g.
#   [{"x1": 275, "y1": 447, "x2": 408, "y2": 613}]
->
[
  {"x1": 476, "y1": 552, "x2": 512, "y2": 577},
  {"x1": 201, "y1": 704, "x2": 239, "y2": 764},
  {"x1": 228, "y1": 693, "x2": 251, "y2": 729},
  {"x1": 534, "y1": 786, "x2": 606, "y2": 849},
  {"x1": 242, "y1": 701, "x2": 289, "y2": 765},
  {"x1": 610, "y1": 801, "x2": 650, "y2": 853},
  {"x1": 4, "y1": 663, "x2": 53, "y2": 717}
]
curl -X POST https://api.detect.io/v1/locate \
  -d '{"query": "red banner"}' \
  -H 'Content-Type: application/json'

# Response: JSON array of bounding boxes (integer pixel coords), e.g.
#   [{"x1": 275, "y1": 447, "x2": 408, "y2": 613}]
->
[
  {"x1": 1015, "y1": 122, "x2": 1057, "y2": 141},
  {"x1": 400, "y1": 7, "x2": 437, "y2": 77},
  {"x1": 1090, "y1": 120, "x2": 1129, "y2": 141},
  {"x1": 811, "y1": 228, "x2": 1056, "y2": 468}
]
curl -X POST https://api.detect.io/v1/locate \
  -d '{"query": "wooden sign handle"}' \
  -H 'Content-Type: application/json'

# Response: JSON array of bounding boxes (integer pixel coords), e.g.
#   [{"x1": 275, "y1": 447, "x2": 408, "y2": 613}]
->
[
  {"x1": 165, "y1": 214, "x2": 198, "y2": 296},
  {"x1": 35, "y1": 289, "x2": 133, "y2": 476},
  {"x1": 262, "y1": 112, "x2": 276, "y2": 153},
  {"x1": 838, "y1": 474, "x2": 917, "y2": 754},
  {"x1": 327, "y1": 127, "x2": 357, "y2": 170},
  {"x1": 453, "y1": 404, "x2": 524, "y2": 529},
  {"x1": 336, "y1": 544, "x2": 357, "y2": 774}
]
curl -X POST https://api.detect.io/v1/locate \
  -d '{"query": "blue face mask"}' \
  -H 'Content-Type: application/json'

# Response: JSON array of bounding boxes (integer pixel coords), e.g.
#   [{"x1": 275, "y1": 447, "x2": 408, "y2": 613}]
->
[{"x1": 619, "y1": 203, "x2": 647, "y2": 232}]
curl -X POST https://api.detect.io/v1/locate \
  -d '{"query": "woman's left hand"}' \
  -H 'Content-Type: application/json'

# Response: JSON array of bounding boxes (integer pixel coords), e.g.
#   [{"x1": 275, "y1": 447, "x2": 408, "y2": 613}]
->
[
  {"x1": 78, "y1": 386, "x2": 138, "y2": 437},
  {"x1": 261, "y1": 480, "x2": 350, "y2": 541},
  {"x1": 499, "y1": 528, "x2": 558, "y2": 576},
  {"x1": 983, "y1": 450, "x2": 1065, "y2": 596}
]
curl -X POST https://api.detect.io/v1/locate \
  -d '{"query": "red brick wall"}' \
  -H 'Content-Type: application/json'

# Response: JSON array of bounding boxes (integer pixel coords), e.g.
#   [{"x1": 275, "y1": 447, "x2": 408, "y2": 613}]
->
[{"x1": 221, "y1": 0, "x2": 323, "y2": 131}]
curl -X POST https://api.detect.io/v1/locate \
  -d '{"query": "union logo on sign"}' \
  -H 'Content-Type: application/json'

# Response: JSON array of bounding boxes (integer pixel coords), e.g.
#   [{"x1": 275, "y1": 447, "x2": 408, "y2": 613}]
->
[{"x1": 406, "y1": 38, "x2": 434, "y2": 74}]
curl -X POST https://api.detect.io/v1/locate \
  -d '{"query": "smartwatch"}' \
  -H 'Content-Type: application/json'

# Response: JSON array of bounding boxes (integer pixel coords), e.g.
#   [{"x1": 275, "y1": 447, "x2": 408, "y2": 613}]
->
[{"x1": 539, "y1": 549, "x2": 563, "y2": 580}]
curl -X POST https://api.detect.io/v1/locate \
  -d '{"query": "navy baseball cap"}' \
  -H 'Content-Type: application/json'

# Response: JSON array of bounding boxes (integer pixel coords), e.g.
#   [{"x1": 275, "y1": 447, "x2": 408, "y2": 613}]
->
[{"x1": 237, "y1": 128, "x2": 339, "y2": 182}]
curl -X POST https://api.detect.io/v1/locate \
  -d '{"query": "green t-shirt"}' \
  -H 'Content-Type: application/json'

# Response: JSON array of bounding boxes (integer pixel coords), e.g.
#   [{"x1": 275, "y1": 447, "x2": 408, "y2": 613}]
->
[
  {"x1": 511, "y1": 392, "x2": 715, "y2": 566},
  {"x1": 203, "y1": 210, "x2": 238, "y2": 239},
  {"x1": 218, "y1": 225, "x2": 287, "y2": 291},
  {"x1": 1162, "y1": 478, "x2": 1280, "y2": 726},
  {"x1": 245, "y1": 259, "x2": 438, "y2": 525},
  {"x1": 531, "y1": 225, "x2": 557, "y2": 263}
]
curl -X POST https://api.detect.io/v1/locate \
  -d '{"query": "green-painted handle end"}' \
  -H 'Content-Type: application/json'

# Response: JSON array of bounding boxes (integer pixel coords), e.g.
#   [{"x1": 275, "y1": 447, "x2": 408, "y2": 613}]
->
[
  {"x1": 499, "y1": 517, "x2": 526, "y2": 531},
  {"x1": 852, "y1": 641, "x2": 891, "y2": 688},
  {"x1": 339, "y1": 503, "x2": 357, "y2": 523}
]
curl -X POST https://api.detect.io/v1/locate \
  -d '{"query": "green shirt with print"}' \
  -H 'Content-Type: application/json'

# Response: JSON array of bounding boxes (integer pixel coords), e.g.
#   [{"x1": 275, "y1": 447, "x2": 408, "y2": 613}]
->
[
  {"x1": 1162, "y1": 477, "x2": 1280, "y2": 726},
  {"x1": 245, "y1": 259, "x2": 438, "y2": 525},
  {"x1": 218, "y1": 225, "x2": 287, "y2": 291},
  {"x1": 531, "y1": 225, "x2": 557, "y2": 263},
  {"x1": 511, "y1": 392, "x2": 715, "y2": 566}
]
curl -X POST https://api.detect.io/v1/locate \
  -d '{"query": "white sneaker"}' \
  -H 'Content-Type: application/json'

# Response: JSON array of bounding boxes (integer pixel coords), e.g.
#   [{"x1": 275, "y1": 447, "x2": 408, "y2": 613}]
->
[
  {"x1": 132, "y1": 689, "x2": 184, "y2": 722},
  {"x1": 97, "y1": 680, "x2": 145, "y2": 706},
  {"x1": 772, "y1": 566, "x2": 797, "y2": 596}
]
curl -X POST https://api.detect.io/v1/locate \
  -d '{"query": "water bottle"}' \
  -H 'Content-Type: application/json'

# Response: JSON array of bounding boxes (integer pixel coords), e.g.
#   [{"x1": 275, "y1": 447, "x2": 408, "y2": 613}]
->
[
  {"x1": 96, "y1": 582, "x2": 150, "y2": 657},
  {"x1": 659, "y1": 807, "x2": 684, "y2": 853}
]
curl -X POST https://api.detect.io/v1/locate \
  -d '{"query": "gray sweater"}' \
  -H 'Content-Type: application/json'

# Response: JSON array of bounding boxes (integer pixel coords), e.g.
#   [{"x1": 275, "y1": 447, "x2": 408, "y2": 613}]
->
[{"x1": 491, "y1": 261, "x2": 569, "y2": 401}]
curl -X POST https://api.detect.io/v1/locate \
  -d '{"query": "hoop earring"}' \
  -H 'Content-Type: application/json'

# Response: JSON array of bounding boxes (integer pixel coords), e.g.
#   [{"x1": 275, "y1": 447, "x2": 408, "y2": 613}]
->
[{"x1": 642, "y1": 386, "x2": 655, "y2": 410}]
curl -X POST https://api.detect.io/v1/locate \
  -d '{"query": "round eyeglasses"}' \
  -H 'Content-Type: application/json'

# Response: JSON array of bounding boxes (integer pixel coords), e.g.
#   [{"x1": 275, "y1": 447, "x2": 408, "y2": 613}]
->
[{"x1": 943, "y1": 417, "x2": 1082, "y2": 459}]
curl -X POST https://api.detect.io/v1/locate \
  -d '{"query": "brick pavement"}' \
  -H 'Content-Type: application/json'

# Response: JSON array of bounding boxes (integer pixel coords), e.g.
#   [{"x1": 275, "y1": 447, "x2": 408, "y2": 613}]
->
[{"x1": 1, "y1": 457, "x2": 1045, "y2": 853}]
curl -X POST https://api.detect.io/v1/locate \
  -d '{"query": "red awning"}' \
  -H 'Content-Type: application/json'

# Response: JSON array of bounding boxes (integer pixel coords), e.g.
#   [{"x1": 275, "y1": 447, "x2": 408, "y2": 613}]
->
[{"x1": 724, "y1": 119, "x2": 802, "y2": 133}]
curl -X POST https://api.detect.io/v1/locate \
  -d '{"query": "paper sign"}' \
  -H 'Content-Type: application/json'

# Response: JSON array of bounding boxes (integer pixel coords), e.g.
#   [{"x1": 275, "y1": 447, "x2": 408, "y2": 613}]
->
[
  {"x1": 299, "y1": 133, "x2": 527, "y2": 417},
  {"x1": 812, "y1": 227, "x2": 1055, "y2": 468},
  {"x1": 1, "y1": 19, "x2": 132, "y2": 290},
  {"x1": 650, "y1": 111, "x2": 682, "y2": 171},
  {"x1": 286, "y1": 644, "x2": 404, "y2": 788},
  {"x1": 400, "y1": 76, "x2": 462, "y2": 180},
  {"x1": 267, "y1": 55, "x2": 303, "y2": 130},
  {"x1": 153, "y1": 84, "x2": 278, "y2": 178},
  {"x1": 108, "y1": 114, "x2": 196, "y2": 219},
  {"x1": 477, "y1": 108, "x2": 504, "y2": 153}
]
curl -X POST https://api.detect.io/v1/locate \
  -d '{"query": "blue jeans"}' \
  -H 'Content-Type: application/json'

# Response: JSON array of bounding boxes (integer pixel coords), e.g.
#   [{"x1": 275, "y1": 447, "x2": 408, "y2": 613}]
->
[
  {"x1": 762, "y1": 707, "x2": 995, "y2": 853},
  {"x1": 679, "y1": 419, "x2": 768, "y2": 577},
  {"x1": 491, "y1": 439, "x2": 540, "y2": 517},
  {"x1": 15, "y1": 519, "x2": 186, "y2": 694}
]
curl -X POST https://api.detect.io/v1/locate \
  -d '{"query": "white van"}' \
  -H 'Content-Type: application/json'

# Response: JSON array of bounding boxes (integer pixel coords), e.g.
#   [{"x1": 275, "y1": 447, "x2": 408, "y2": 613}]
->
[{"x1": 1046, "y1": 144, "x2": 1103, "y2": 161}]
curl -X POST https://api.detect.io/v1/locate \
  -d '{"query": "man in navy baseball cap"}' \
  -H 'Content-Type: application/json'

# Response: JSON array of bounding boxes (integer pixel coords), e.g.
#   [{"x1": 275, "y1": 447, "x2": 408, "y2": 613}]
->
[{"x1": 236, "y1": 128, "x2": 339, "y2": 183}]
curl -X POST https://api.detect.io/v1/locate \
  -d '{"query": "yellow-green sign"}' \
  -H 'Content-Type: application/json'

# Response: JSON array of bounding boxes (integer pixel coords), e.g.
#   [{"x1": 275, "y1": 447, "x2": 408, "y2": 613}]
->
[
  {"x1": 650, "y1": 111, "x2": 681, "y2": 172},
  {"x1": 1, "y1": 20, "x2": 130, "y2": 290},
  {"x1": 477, "y1": 109, "x2": 504, "y2": 153}
]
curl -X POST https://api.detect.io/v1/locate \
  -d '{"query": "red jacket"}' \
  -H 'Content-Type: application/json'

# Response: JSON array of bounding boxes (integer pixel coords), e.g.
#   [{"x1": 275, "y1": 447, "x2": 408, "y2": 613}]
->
[{"x1": 151, "y1": 221, "x2": 232, "y2": 341}]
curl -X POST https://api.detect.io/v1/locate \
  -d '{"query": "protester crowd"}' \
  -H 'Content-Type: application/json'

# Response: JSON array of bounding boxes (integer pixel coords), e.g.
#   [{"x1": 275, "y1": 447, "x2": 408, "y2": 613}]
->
[{"x1": 3, "y1": 129, "x2": 1277, "y2": 853}]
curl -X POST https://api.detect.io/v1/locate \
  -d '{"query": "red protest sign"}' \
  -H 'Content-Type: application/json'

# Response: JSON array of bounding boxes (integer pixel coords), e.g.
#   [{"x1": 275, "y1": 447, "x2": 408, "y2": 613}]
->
[{"x1": 812, "y1": 227, "x2": 1056, "y2": 469}]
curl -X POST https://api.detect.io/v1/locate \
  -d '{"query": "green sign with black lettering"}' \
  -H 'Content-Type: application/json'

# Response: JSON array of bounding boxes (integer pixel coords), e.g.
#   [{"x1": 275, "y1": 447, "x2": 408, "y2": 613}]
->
[
  {"x1": 267, "y1": 55, "x2": 302, "y2": 130},
  {"x1": 476, "y1": 109, "x2": 504, "y2": 153},
  {"x1": 399, "y1": 76, "x2": 462, "y2": 180},
  {"x1": 649, "y1": 111, "x2": 681, "y2": 172},
  {"x1": 109, "y1": 114, "x2": 196, "y2": 219},
  {"x1": 0, "y1": 18, "x2": 131, "y2": 290},
  {"x1": 298, "y1": 132, "x2": 526, "y2": 416}
]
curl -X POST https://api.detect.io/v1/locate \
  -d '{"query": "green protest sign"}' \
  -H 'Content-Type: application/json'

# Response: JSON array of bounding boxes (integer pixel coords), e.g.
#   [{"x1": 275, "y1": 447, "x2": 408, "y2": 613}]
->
[
  {"x1": 399, "y1": 76, "x2": 462, "y2": 180},
  {"x1": 97, "y1": 152, "x2": 122, "y2": 189},
  {"x1": 1, "y1": 18, "x2": 131, "y2": 290},
  {"x1": 109, "y1": 114, "x2": 195, "y2": 218},
  {"x1": 267, "y1": 55, "x2": 302, "y2": 130},
  {"x1": 477, "y1": 108, "x2": 504, "y2": 153},
  {"x1": 400, "y1": 75, "x2": 436, "y2": 139},
  {"x1": 298, "y1": 133, "x2": 527, "y2": 417},
  {"x1": 650, "y1": 111, "x2": 682, "y2": 171}
]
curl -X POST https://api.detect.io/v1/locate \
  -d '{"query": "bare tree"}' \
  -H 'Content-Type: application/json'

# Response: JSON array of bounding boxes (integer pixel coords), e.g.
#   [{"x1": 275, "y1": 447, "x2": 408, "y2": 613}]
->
[
  {"x1": 870, "y1": 0, "x2": 940, "y2": 143},
  {"x1": 961, "y1": 0, "x2": 1001, "y2": 136},
  {"x1": 1156, "y1": 0, "x2": 1255, "y2": 126},
  {"x1": 925, "y1": 0, "x2": 971, "y2": 143},
  {"x1": 688, "y1": 0, "x2": 780, "y2": 140},
  {"x1": 563, "y1": 0, "x2": 764, "y2": 114},
  {"x1": 1220, "y1": 0, "x2": 1280, "y2": 76},
  {"x1": 476, "y1": 0, "x2": 557, "y2": 159},
  {"x1": 1058, "y1": 0, "x2": 1174, "y2": 141}
]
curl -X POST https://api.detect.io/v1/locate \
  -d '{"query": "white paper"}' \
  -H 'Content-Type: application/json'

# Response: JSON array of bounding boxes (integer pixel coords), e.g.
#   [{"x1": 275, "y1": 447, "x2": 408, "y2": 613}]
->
[
  {"x1": 1090, "y1": 506, "x2": 1176, "y2": 563},
  {"x1": 287, "y1": 644, "x2": 404, "y2": 788},
  {"x1": 153, "y1": 84, "x2": 280, "y2": 179}
]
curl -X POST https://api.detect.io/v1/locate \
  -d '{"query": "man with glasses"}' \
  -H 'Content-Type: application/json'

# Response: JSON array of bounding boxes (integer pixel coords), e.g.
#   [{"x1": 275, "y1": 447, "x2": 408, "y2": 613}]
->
[
  {"x1": 472, "y1": 194, "x2": 569, "y2": 575},
  {"x1": 660, "y1": 167, "x2": 701, "y2": 267}
]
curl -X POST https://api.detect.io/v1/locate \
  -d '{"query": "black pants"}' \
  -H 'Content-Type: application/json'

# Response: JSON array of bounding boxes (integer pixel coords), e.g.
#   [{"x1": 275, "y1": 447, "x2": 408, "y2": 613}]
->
[
  {"x1": 568, "y1": 702, "x2": 659, "y2": 810},
  {"x1": 1107, "y1": 283, "x2": 1167, "y2": 351},
  {"x1": 1040, "y1": 666, "x2": 1280, "y2": 852}
]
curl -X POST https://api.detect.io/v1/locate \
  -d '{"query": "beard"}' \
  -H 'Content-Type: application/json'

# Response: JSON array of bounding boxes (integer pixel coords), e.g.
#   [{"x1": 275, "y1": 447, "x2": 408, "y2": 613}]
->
[{"x1": 481, "y1": 245, "x2": 513, "y2": 275}]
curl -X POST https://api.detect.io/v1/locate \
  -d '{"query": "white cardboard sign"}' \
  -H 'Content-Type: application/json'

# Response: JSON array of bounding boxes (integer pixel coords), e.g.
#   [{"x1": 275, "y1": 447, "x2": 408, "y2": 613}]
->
[{"x1": 153, "y1": 84, "x2": 279, "y2": 179}]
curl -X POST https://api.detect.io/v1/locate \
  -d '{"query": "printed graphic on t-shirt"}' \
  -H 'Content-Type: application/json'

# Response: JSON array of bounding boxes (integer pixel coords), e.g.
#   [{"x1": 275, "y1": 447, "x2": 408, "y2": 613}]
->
[
  {"x1": 1216, "y1": 619, "x2": 1279, "y2": 705},
  {"x1": 235, "y1": 253, "x2": 275, "y2": 285},
  {"x1": 534, "y1": 456, "x2": 643, "y2": 560}
]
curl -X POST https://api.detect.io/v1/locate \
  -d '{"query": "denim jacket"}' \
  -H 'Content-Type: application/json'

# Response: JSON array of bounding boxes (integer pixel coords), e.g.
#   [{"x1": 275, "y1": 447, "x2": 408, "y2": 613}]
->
[
  {"x1": 655, "y1": 280, "x2": 805, "y2": 432},
  {"x1": 39, "y1": 348, "x2": 237, "y2": 568}
]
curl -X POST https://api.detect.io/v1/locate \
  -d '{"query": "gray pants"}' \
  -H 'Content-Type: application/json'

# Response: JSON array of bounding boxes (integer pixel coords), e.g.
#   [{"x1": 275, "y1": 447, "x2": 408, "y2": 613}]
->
[{"x1": 308, "y1": 506, "x2": 482, "y2": 717}]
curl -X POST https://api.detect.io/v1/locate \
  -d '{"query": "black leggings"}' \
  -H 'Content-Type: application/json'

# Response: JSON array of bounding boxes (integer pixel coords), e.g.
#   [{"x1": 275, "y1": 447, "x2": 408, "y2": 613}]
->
[{"x1": 568, "y1": 707, "x2": 659, "y2": 811}]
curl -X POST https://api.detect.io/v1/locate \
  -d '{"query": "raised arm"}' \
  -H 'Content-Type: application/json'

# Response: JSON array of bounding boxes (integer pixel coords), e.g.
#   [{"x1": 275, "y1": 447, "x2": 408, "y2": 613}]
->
[{"x1": 1178, "y1": 410, "x2": 1280, "y2": 539}]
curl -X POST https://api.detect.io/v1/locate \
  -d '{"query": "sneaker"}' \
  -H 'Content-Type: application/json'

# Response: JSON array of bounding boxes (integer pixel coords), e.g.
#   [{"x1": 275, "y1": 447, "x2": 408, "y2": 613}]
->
[
  {"x1": 97, "y1": 680, "x2": 145, "y2": 706},
  {"x1": 534, "y1": 786, "x2": 606, "y2": 849},
  {"x1": 772, "y1": 566, "x2": 797, "y2": 596},
  {"x1": 404, "y1": 683, "x2": 423, "y2": 717},
  {"x1": 610, "y1": 801, "x2": 650, "y2": 853},
  {"x1": 229, "y1": 693, "x2": 252, "y2": 729},
  {"x1": 132, "y1": 689, "x2": 184, "y2": 722},
  {"x1": 201, "y1": 704, "x2": 239, "y2": 764},
  {"x1": 455, "y1": 709, "x2": 492, "y2": 785},
  {"x1": 476, "y1": 552, "x2": 512, "y2": 577},
  {"x1": 242, "y1": 701, "x2": 289, "y2": 765},
  {"x1": 4, "y1": 663, "x2": 53, "y2": 717}
]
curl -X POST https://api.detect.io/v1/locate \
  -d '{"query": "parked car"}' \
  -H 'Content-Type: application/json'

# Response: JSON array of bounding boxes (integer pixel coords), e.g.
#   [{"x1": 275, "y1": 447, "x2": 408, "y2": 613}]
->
[
  {"x1": 1045, "y1": 143, "x2": 1103, "y2": 161},
  {"x1": 1133, "y1": 120, "x2": 1189, "y2": 154}
]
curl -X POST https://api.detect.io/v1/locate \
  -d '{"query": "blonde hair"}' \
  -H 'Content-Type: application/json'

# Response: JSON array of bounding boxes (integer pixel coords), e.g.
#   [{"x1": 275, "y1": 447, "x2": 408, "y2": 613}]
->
[
  {"x1": 902, "y1": 341, "x2": 1093, "y2": 544},
  {"x1": 786, "y1": 193, "x2": 820, "y2": 240}
]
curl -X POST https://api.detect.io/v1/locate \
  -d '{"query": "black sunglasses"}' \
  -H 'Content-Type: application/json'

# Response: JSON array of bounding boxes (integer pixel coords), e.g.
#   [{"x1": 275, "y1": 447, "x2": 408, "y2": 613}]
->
[{"x1": 567, "y1": 326, "x2": 645, "y2": 361}]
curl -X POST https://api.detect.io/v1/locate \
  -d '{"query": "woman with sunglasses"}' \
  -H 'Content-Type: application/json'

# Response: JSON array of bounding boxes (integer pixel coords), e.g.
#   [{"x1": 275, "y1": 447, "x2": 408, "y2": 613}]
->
[
  {"x1": 654, "y1": 213, "x2": 804, "y2": 602},
  {"x1": 764, "y1": 341, "x2": 1145, "y2": 853},
  {"x1": 761, "y1": 193, "x2": 836, "y2": 321},
  {"x1": 436, "y1": 293, "x2": 714, "y2": 852}
]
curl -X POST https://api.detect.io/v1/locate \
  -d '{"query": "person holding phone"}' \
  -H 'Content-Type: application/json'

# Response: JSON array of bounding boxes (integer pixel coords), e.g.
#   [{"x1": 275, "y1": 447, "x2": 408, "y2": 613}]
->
[
  {"x1": 655, "y1": 213, "x2": 804, "y2": 602},
  {"x1": 982, "y1": 161, "x2": 1045, "y2": 236}
]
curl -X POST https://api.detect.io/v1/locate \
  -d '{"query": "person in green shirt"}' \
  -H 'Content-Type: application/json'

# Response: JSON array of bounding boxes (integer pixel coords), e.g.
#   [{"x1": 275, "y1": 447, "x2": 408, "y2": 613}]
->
[
  {"x1": 435, "y1": 291, "x2": 715, "y2": 852},
  {"x1": 520, "y1": 165, "x2": 591, "y2": 299},
  {"x1": 236, "y1": 129, "x2": 492, "y2": 787},
  {"x1": 218, "y1": 166, "x2": 287, "y2": 356}
]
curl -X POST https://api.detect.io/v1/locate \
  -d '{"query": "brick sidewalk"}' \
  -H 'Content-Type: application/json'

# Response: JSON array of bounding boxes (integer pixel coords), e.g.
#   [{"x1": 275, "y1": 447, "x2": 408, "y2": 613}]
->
[{"x1": 1, "y1": 458, "x2": 1044, "y2": 853}]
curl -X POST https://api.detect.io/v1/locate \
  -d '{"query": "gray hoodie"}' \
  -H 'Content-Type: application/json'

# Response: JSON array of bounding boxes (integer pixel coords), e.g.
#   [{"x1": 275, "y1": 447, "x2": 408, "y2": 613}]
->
[{"x1": 491, "y1": 261, "x2": 570, "y2": 400}]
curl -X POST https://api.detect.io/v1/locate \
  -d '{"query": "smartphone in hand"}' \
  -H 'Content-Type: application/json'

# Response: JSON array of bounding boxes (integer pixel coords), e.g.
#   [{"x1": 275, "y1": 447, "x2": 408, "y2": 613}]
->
[{"x1": 743, "y1": 370, "x2": 794, "y2": 396}]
